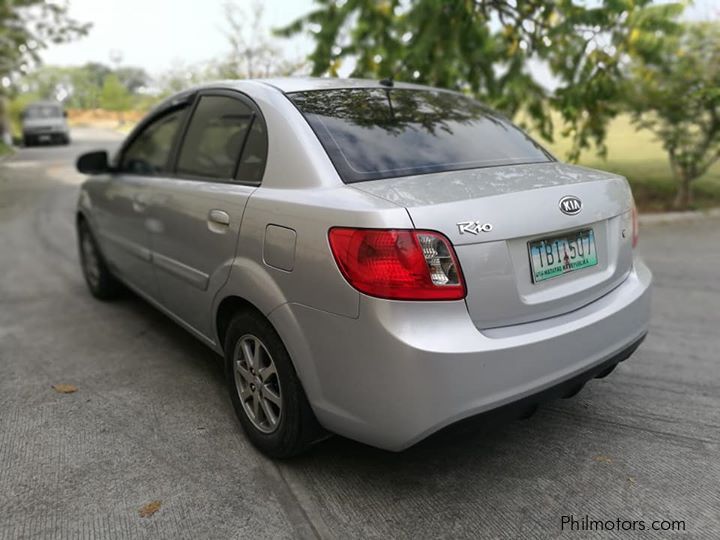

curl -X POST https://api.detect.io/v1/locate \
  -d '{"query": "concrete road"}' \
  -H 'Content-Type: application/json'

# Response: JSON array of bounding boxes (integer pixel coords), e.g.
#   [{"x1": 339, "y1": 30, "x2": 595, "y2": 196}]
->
[{"x1": 1, "y1": 129, "x2": 719, "y2": 539}]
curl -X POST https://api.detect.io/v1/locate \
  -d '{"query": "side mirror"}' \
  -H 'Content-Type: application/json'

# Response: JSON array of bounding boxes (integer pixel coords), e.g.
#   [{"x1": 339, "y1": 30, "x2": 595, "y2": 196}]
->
[
  {"x1": 77, "y1": 151, "x2": 110, "y2": 175},
  {"x1": 63, "y1": 110, "x2": 68, "y2": 118}
]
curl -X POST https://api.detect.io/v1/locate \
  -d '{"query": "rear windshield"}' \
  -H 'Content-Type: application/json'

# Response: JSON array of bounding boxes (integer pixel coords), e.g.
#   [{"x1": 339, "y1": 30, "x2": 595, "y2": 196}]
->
[
  {"x1": 25, "y1": 105, "x2": 63, "y2": 119},
  {"x1": 289, "y1": 88, "x2": 551, "y2": 183}
]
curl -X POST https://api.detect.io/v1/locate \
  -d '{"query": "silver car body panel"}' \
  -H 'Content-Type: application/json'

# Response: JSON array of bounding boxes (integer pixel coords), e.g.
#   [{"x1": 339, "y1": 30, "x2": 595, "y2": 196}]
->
[
  {"x1": 77, "y1": 78, "x2": 653, "y2": 451},
  {"x1": 270, "y1": 258, "x2": 650, "y2": 450}
]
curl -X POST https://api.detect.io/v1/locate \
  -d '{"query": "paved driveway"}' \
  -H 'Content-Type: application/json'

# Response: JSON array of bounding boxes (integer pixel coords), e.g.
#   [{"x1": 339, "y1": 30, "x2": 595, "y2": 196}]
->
[{"x1": 1, "y1": 130, "x2": 718, "y2": 539}]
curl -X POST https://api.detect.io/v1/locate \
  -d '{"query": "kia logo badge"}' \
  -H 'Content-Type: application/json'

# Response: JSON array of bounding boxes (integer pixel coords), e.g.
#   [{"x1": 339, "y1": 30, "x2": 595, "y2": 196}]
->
[{"x1": 559, "y1": 195, "x2": 582, "y2": 215}]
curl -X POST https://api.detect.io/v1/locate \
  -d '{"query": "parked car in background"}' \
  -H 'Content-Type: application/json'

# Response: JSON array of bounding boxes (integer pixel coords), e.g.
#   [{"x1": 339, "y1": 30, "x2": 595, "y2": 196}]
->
[
  {"x1": 75, "y1": 78, "x2": 652, "y2": 458},
  {"x1": 21, "y1": 101, "x2": 70, "y2": 146}
]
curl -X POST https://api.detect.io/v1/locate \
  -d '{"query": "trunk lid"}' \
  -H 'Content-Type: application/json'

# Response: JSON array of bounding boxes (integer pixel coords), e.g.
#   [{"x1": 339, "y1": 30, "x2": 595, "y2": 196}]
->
[{"x1": 352, "y1": 162, "x2": 635, "y2": 329}]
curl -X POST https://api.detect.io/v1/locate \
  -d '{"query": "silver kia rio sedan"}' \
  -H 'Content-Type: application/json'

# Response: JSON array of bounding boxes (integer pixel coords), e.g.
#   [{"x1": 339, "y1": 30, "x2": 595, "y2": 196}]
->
[{"x1": 75, "y1": 78, "x2": 651, "y2": 458}]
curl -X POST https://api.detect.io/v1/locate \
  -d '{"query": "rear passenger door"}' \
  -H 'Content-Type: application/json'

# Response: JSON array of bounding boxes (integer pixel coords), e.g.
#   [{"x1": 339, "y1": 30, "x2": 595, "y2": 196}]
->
[{"x1": 150, "y1": 90, "x2": 267, "y2": 341}]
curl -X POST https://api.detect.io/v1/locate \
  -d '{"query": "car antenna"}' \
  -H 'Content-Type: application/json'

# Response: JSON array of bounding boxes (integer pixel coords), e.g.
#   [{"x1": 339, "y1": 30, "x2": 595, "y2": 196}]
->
[{"x1": 379, "y1": 77, "x2": 394, "y2": 87}]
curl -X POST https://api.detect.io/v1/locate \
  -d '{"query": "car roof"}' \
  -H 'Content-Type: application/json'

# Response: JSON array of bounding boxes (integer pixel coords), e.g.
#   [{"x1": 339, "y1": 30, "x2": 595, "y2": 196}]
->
[
  {"x1": 194, "y1": 77, "x2": 444, "y2": 94},
  {"x1": 150, "y1": 77, "x2": 457, "y2": 118},
  {"x1": 253, "y1": 77, "x2": 435, "y2": 93},
  {"x1": 145, "y1": 76, "x2": 466, "y2": 137}
]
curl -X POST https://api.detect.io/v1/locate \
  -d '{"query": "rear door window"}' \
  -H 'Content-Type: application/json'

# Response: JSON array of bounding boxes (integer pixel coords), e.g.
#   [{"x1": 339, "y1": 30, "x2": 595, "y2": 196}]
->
[
  {"x1": 289, "y1": 88, "x2": 551, "y2": 183},
  {"x1": 176, "y1": 95, "x2": 260, "y2": 181}
]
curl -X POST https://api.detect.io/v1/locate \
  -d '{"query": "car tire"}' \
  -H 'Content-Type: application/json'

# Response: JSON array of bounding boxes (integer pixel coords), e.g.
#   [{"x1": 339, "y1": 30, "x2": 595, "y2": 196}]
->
[
  {"x1": 224, "y1": 310, "x2": 321, "y2": 458},
  {"x1": 77, "y1": 220, "x2": 123, "y2": 300},
  {"x1": 23, "y1": 136, "x2": 33, "y2": 147}
]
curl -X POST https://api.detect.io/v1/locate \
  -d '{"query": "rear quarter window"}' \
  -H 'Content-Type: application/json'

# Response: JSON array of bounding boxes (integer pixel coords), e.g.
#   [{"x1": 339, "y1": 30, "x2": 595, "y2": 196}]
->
[{"x1": 289, "y1": 88, "x2": 551, "y2": 183}]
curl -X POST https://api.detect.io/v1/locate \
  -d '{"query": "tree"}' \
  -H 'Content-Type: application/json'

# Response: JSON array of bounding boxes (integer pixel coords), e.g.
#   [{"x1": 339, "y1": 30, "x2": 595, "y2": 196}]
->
[
  {"x1": 12, "y1": 63, "x2": 145, "y2": 110},
  {"x1": 219, "y1": 1, "x2": 306, "y2": 79},
  {"x1": 67, "y1": 64, "x2": 110, "y2": 109},
  {"x1": 277, "y1": 0, "x2": 681, "y2": 161},
  {"x1": 156, "y1": 62, "x2": 214, "y2": 97},
  {"x1": 15, "y1": 65, "x2": 73, "y2": 102},
  {"x1": 99, "y1": 74, "x2": 131, "y2": 123},
  {"x1": 115, "y1": 66, "x2": 149, "y2": 94},
  {"x1": 627, "y1": 22, "x2": 720, "y2": 210},
  {"x1": 0, "y1": 0, "x2": 90, "y2": 141},
  {"x1": 79, "y1": 62, "x2": 113, "y2": 89}
]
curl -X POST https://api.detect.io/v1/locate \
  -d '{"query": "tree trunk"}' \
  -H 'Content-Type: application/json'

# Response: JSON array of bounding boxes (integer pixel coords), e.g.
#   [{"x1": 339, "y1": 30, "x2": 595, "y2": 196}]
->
[{"x1": 673, "y1": 173, "x2": 693, "y2": 211}]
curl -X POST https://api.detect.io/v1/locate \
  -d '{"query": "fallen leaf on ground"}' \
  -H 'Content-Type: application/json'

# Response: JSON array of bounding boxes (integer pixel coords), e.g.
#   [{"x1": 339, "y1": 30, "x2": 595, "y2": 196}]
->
[
  {"x1": 139, "y1": 500, "x2": 162, "y2": 518},
  {"x1": 52, "y1": 384, "x2": 78, "y2": 394},
  {"x1": 593, "y1": 455, "x2": 613, "y2": 464}
]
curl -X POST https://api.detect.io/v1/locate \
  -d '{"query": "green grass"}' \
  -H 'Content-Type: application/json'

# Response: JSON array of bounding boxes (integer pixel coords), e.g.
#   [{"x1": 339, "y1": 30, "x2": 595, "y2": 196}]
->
[
  {"x1": 535, "y1": 115, "x2": 720, "y2": 212},
  {"x1": 0, "y1": 141, "x2": 13, "y2": 159}
]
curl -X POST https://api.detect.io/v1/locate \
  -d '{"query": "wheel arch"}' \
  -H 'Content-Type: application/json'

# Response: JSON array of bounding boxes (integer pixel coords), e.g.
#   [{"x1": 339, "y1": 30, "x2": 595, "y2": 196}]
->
[
  {"x1": 215, "y1": 295, "x2": 266, "y2": 350},
  {"x1": 76, "y1": 210, "x2": 88, "y2": 227},
  {"x1": 213, "y1": 294, "x2": 320, "y2": 408}
]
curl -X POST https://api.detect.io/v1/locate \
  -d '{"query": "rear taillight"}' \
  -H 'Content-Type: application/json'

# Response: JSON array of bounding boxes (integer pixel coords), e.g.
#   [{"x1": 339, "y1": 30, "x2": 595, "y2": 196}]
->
[
  {"x1": 328, "y1": 228, "x2": 466, "y2": 300},
  {"x1": 631, "y1": 199, "x2": 639, "y2": 248}
]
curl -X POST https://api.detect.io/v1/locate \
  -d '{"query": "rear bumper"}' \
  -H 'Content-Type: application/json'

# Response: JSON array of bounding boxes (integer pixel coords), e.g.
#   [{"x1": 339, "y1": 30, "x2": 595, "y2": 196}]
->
[
  {"x1": 270, "y1": 257, "x2": 652, "y2": 451},
  {"x1": 437, "y1": 332, "x2": 646, "y2": 437},
  {"x1": 23, "y1": 129, "x2": 68, "y2": 139}
]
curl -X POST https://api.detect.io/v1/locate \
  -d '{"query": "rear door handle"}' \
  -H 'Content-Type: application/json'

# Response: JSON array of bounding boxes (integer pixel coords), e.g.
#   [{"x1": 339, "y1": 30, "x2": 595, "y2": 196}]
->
[{"x1": 208, "y1": 209, "x2": 230, "y2": 226}]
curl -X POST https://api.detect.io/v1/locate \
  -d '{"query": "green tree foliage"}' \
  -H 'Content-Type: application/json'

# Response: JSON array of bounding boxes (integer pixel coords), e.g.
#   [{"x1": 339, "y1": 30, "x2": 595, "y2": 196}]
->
[
  {"x1": 0, "y1": 0, "x2": 89, "y2": 141},
  {"x1": 277, "y1": 0, "x2": 682, "y2": 160},
  {"x1": 115, "y1": 66, "x2": 149, "y2": 94},
  {"x1": 14, "y1": 63, "x2": 147, "y2": 110},
  {"x1": 627, "y1": 22, "x2": 720, "y2": 210},
  {"x1": 78, "y1": 62, "x2": 112, "y2": 88},
  {"x1": 99, "y1": 74, "x2": 131, "y2": 122},
  {"x1": 15, "y1": 65, "x2": 71, "y2": 101},
  {"x1": 67, "y1": 64, "x2": 107, "y2": 109},
  {"x1": 0, "y1": 0, "x2": 90, "y2": 82}
]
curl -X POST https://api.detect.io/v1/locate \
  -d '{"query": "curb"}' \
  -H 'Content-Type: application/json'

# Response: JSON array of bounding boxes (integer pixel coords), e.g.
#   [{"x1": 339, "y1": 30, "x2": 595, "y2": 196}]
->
[{"x1": 639, "y1": 208, "x2": 720, "y2": 225}]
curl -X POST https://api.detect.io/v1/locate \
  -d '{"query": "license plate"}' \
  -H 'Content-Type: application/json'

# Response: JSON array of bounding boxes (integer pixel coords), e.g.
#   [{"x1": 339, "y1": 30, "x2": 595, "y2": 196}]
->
[
  {"x1": 528, "y1": 229, "x2": 598, "y2": 283},
  {"x1": 38, "y1": 134, "x2": 51, "y2": 142}
]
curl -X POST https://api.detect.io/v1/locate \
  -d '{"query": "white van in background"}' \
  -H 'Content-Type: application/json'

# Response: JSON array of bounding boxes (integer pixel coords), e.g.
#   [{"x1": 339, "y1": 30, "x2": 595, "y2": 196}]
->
[{"x1": 21, "y1": 101, "x2": 70, "y2": 146}]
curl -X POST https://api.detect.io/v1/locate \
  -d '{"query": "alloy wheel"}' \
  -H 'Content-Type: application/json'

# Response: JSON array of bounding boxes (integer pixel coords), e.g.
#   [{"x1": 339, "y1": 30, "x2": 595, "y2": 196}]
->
[
  {"x1": 81, "y1": 233, "x2": 101, "y2": 290},
  {"x1": 233, "y1": 334, "x2": 283, "y2": 433}
]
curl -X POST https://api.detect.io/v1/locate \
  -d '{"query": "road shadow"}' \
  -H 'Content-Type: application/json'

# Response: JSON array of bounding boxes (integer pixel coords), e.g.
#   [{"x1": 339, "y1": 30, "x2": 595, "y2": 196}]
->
[{"x1": 112, "y1": 289, "x2": 226, "y2": 382}]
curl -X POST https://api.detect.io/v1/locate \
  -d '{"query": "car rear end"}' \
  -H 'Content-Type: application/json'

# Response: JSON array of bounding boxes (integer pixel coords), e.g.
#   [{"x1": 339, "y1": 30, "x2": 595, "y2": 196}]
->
[{"x1": 276, "y1": 84, "x2": 651, "y2": 451}]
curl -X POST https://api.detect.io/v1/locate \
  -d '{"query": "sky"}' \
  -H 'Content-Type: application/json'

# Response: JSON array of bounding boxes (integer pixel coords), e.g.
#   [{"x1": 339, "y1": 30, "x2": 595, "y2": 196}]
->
[
  {"x1": 41, "y1": 0, "x2": 720, "y2": 76},
  {"x1": 41, "y1": 0, "x2": 317, "y2": 73}
]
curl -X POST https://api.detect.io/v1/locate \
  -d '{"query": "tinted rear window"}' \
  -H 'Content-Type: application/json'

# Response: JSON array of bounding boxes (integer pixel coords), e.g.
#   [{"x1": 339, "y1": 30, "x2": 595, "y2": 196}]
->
[{"x1": 289, "y1": 88, "x2": 551, "y2": 183}]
